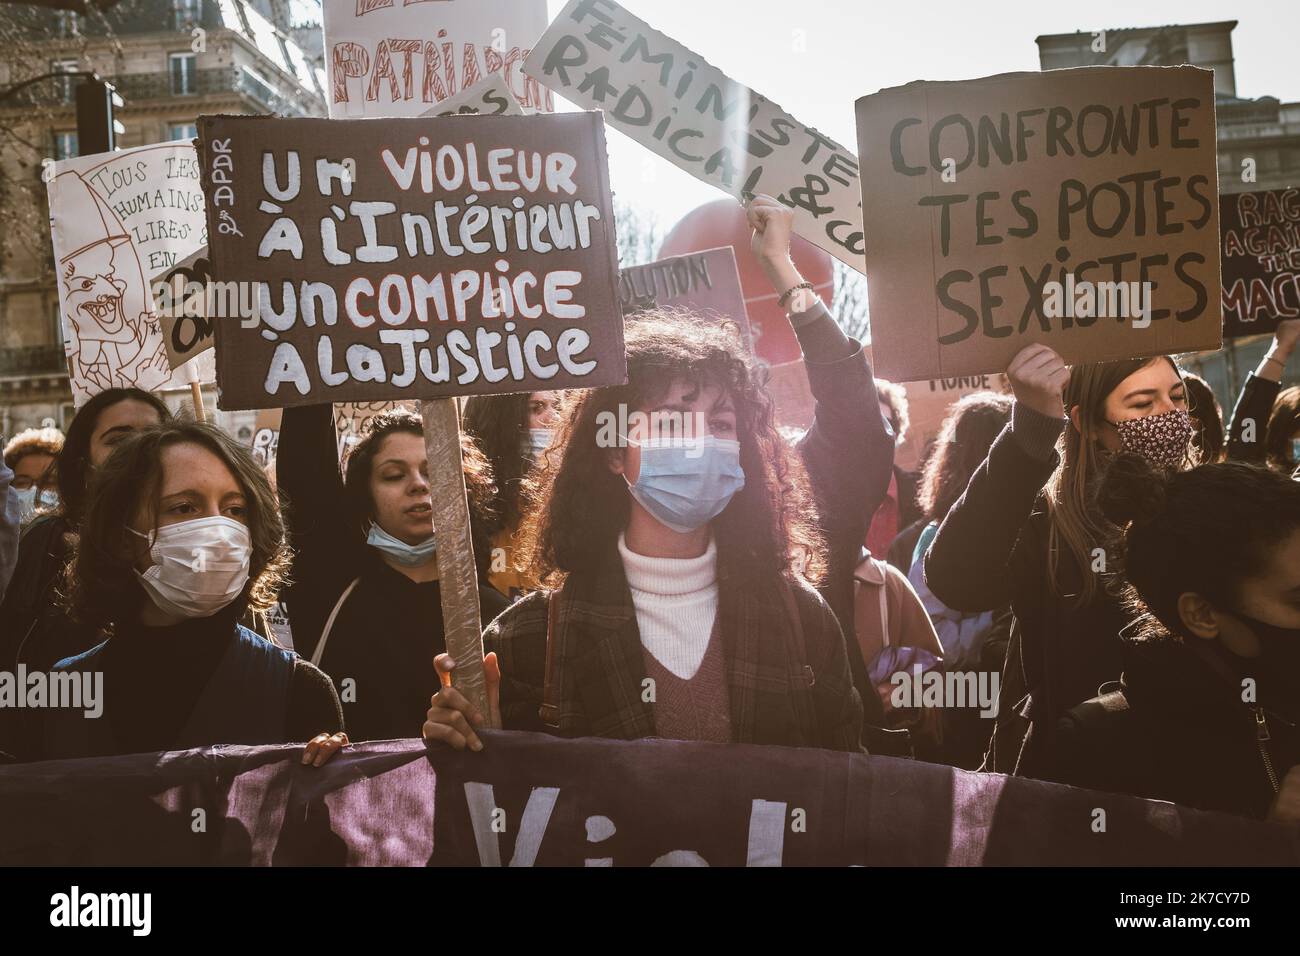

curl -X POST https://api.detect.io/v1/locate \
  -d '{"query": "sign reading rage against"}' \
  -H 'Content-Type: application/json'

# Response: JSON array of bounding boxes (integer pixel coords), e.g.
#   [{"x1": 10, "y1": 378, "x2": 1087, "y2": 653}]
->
[
  {"x1": 1220, "y1": 187, "x2": 1300, "y2": 338},
  {"x1": 197, "y1": 112, "x2": 625, "y2": 410},
  {"x1": 855, "y1": 66, "x2": 1222, "y2": 381}
]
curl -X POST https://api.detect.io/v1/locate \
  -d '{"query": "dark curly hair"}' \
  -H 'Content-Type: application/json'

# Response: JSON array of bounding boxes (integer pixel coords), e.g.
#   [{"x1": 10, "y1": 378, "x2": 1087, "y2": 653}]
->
[
  {"x1": 1181, "y1": 371, "x2": 1225, "y2": 464},
  {"x1": 916, "y1": 391, "x2": 1012, "y2": 523},
  {"x1": 58, "y1": 388, "x2": 171, "y2": 527},
  {"x1": 67, "y1": 420, "x2": 290, "y2": 632},
  {"x1": 462, "y1": 392, "x2": 564, "y2": 531},
  {"x1": 1096, "y1": 453, "x2": 1300, "y2": 642},
  {"x1": 516, "y1": 308, "x2": 826, "y2": 587},
  {"x1": 1266, "y1": 386, "x2": 1300, "y2": 472},
  {"x1": 341, "y1": 409, "x2": 499, "y2": 577}
]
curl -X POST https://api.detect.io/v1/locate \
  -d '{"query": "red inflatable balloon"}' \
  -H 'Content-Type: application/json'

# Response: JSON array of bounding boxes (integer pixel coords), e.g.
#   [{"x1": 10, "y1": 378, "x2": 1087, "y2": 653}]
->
[{"x1": 658, "y1": 199, "x2": 834, "y2": 366}]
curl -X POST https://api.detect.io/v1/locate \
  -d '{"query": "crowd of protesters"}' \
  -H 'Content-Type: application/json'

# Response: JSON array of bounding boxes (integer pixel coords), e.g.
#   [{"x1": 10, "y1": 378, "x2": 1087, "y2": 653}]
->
[{"x1": 0, "y1": 197, "x2": 1297, "y2": 825}]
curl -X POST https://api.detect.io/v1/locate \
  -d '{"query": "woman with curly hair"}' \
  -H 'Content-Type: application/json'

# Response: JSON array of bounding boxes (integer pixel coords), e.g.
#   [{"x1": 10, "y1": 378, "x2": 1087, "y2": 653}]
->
[
  {"x1": 277, "y1": 404, "x2": 509, "y2": 742},
  {"x1": 462, "y1": 390, "x2": 563, "y2": 596},
  {"x1": 21, "y1": 421, "x2": 345, "y2": 765},
  {"x1": 422, "y1": 197, "x2": 877, "y2": 753}
]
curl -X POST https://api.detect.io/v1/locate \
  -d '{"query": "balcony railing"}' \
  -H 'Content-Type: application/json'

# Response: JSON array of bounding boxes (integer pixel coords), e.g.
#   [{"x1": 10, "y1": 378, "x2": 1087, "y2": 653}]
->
[
  {"x1": 0, "y1": 345, "x2": 67, "y2": 377},
  {"x1": 4, "y1": 68, "x2": 316, "y2": 116}
]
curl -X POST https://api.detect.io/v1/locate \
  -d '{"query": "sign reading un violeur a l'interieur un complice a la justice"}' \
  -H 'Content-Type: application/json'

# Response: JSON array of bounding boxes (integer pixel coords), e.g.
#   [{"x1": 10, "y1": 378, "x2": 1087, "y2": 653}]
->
[{"x1": 196, "y1": 111, "x2": 625, "y2": 411}]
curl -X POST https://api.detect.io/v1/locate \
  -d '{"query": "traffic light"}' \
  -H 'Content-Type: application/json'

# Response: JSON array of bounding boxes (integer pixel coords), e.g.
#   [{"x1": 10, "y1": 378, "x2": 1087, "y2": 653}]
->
[{"x1": 74, "y1": 76, "x2": 124, "y2": 156}]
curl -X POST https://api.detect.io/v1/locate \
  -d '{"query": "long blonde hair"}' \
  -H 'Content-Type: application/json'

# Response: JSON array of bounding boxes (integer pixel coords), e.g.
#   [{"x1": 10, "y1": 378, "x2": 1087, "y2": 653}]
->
[{"x1": 1043, "y1": 355, "x2": 1188, "y2": 606}]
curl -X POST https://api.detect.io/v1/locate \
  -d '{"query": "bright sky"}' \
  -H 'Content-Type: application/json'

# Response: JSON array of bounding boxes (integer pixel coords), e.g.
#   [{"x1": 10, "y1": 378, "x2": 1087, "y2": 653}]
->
[{"x1": 544, "y1": 0, "x2": 1300, "y2": 244}]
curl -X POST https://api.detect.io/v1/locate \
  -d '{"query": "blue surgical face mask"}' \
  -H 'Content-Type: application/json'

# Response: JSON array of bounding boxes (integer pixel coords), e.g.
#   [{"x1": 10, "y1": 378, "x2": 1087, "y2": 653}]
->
[
  {"x1": 13, "y1": 486, "x2": 37, "y2": 523},
  {"x1": 366, "y1": 521, "x2": 436, "y2": 567},
  {"x1": 521, "y1": 427, "x2": 553, "y2": 460},
  {"x1": 624, "y1": 435, "x2": 746, "y2": 533},
  {"x1": 13, "y1": 486, "x2": 57, "y2": 524},
  {"x1": 1291, "y1": 437, "x2": 1300, "y2": 465}
]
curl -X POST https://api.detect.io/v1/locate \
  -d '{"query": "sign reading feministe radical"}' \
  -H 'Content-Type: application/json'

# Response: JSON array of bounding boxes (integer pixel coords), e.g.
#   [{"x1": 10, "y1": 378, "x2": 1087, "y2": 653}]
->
[
  {"x1": 620, "y1": 247, "x2": 752, "y2": 348},
  {"x1": 524, "y1": 0, "x2": 864, "y2": 271},
  {"x1": 197, "y1": 112, "x2": 626, "y2": 411},
  {"x1": 1220, "y1": 187, "x2": 1300, "y2": 337},
  {"x1": 47, "y1": 142, "x2": 210, "y2": 405},
  {"x1": 855, "y1": 66, "x2": 1223, "y2": 381},
  {"x1": 323, "y1": 0, "x2": 550, "y2": 118}
]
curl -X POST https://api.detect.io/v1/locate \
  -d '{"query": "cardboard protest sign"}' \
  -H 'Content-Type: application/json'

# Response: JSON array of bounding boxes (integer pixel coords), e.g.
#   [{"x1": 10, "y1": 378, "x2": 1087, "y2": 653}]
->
[
  {"x1": 855, "y1": 66, "x2": 1223, "y2": 381},
  {"x1": 47, "y1": 142, "x2": 210, "y2": 405},
  {"x1": 197, "y1": 112, "x2": 626, "y2": 411},
  {"x1": 525, "y1": 0, "x2": 864, "y2": 270},
  {"x1": 620, "y1": 246, "x2": 752, "y2": 348},
  {"x1": 323, "y1": 0, "x2": 550, "y2": 119},
  {"x1": 334, "y1": 400, "x2": 415, "y2": 461},
  {"x1": 154, "y1": 246, "x2": 216, "y2": 368},
  {"x1": 1220, "y1": 187, "x2": 1300, "y2": 337},
  {"x1": 422, "y1": 72, "x2": 525, "y2": 118},
  {"x1": 899, "y1": 374, "x2": 1009, "y2": 473},
  {"x1": 250, "y1": 407, "x2": 281, "y2": 467}
]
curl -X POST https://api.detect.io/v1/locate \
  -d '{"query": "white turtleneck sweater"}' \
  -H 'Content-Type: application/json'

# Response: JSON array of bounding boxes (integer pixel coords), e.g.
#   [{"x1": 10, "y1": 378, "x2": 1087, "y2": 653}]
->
[{"x1": 617, "y1": 532, "x2": 719, "y2": 680}]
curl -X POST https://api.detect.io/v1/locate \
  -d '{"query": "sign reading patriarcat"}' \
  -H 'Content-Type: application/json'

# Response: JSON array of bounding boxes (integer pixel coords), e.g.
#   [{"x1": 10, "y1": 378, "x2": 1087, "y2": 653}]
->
[
  {"x1": 855, "y1": 66, "x2": 1223, "y2": 381},
  {"x1": 524, "y1": 0, "x2": 864, "y2": 271},
  {"x1": 1220, "y1": 187, "x2": 1300, "y2": 338},
  {"x1": 322, "y1": 0, "x2": 550, "y2": 118},
  {"x1": 197, "y1": 112, "x2": 626, "y2": 410}
]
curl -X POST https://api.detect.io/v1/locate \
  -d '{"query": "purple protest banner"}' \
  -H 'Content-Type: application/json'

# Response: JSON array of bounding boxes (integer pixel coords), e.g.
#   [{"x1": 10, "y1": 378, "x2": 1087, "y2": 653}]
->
[{"x1": 1, "y1": 732, "x2": 1293, "y2": 866}]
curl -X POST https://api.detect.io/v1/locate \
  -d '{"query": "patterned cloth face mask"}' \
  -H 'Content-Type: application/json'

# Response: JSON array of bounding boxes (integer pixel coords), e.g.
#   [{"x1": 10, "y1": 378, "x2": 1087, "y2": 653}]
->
[{"x1": 1108, "y1": 408, "x2": 1194, "y2": 469}]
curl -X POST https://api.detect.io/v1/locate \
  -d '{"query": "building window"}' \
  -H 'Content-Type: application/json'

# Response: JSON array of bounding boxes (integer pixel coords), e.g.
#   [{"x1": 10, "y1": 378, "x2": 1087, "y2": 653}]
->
[
  {"x1": 53, "y1": 131, "x2": 78, "y2": 161},
  {"x1": 55, "y1": 11, "x2": 79, "y2": 38},
  {"x1": 168, "y1": 122, "x2": 198, "y2": 142},
  {"x1": 51, "y1": 59, "x2": 79, "y2": 103},
  {"x1": 50, "y1": 301, "x2": 62, "y2": 348},
  {"x1": 170, "y1": 52, "x2": 197, "y2": 95},
  {"x1": 172, "y1": 0, "x2": 201, "y2": 28}
]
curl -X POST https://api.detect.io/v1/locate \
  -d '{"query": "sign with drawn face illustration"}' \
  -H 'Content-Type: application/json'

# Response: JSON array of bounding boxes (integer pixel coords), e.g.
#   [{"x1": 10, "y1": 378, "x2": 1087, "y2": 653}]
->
[{"x1": 47, "y1": 142, "x2": 211, "y2": 405}]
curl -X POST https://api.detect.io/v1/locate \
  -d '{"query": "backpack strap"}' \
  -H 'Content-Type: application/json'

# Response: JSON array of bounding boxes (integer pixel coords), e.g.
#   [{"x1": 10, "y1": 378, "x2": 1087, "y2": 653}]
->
[
  {"x1": 538, "y1": 591, "x2": 562, "y2": 729},
  {"x1": 311, "y1": 577, "x2": 361, "y2": 667}
]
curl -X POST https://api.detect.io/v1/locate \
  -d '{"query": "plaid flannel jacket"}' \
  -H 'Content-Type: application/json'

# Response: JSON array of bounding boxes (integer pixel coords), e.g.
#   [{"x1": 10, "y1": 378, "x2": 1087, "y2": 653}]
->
[{"x1": 483, "y1": 547, "x2": 864, "y2": 753}]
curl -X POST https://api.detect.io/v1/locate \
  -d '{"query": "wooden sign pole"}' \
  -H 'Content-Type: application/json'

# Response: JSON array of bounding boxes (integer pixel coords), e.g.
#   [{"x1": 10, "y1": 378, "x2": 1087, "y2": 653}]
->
[{"x1": 420, "y1": 397, "x2": 493, "y2": 724}]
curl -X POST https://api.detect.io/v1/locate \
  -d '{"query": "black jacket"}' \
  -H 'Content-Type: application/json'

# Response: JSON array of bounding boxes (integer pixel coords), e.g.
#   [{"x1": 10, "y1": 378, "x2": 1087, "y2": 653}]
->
[
  {"x1": 277, "y1": 403, "x2": 509, "y2": 742},
  {"x1": 923, "y1": 425, "x2": 1132, "y2": 775},
  {"x1": 788, "y1": 303, "x2": 895, "y2": 728},
  {"x1": 0, "y1": 515, "x2": 99, "y2": 672},
  {"x1": 1225, "y1": 371, "x2": 1282, "y2": 463},
  {"x1": 1054, "y1": 639, "x2": 1297, "y2": 819}
]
